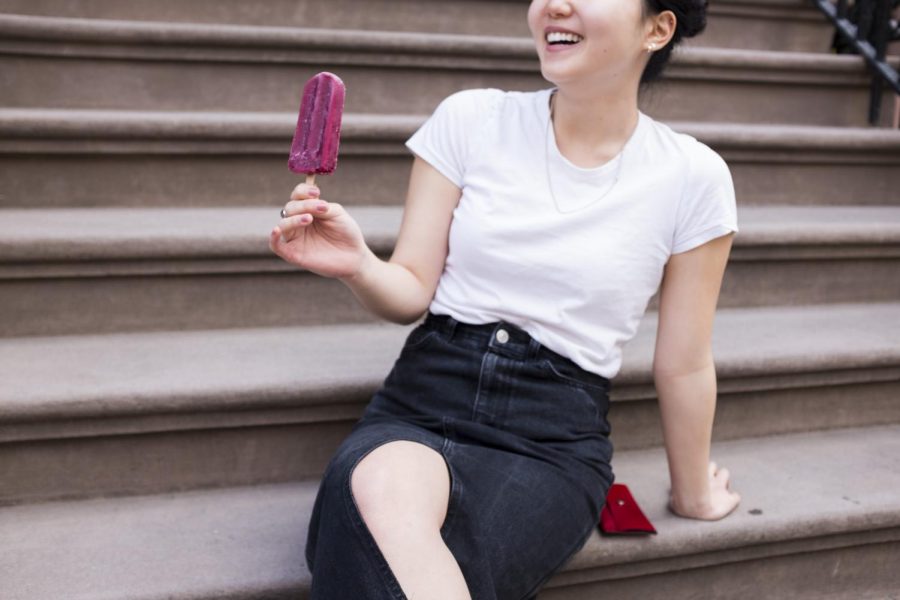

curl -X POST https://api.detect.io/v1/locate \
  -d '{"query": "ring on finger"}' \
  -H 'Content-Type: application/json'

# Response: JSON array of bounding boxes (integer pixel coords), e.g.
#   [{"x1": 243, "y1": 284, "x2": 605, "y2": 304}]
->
[{"x1": 280, "y1": 208, "x2": 287, "y2": 218}]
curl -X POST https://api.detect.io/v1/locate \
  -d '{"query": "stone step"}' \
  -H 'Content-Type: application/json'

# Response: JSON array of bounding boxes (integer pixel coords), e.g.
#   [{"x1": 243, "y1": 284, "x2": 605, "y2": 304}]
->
[
  {"x1": 1, "y1": 423, "x2": 898, "y2": 598},
  {"x1": 0, "y1": 0, "x2": 836, "y2": 52},
  {"x1": 2, "y1": 109, "x2": 898, "y2": 209},
  {"x1": 0, "y1": 13, "x2": 893, "y2": 127},
  {"x1": 1, "y1": 302, "x2": 898, "y2": 505},
  {"x1": 1, "y1": 205, "x2": 899, "y2": 337}
]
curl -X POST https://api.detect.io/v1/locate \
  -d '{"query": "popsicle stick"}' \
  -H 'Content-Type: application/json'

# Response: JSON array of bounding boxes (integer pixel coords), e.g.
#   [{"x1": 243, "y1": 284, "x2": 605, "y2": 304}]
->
[{"x1": 306, "y1": 173, "x2": 316, "y2": 186}]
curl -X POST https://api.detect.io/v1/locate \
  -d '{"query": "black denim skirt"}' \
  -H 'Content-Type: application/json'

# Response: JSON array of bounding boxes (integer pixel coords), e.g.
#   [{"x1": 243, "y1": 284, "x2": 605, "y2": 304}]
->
[{"x1": 305, "y1": 310, "x2": 615, "y2": 599}]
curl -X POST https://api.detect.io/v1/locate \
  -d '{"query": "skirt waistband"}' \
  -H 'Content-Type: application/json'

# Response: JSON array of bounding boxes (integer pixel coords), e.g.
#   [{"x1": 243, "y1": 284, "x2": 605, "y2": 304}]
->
[{"x1": 421, "y1": 311, "x2": 611, "y2": 390}]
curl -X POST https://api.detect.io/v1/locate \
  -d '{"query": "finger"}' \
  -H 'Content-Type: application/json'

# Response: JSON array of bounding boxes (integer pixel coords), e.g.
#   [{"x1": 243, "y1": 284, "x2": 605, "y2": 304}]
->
[
  {"x1": 716, "y1": 467, "x2": 730, "y2": 482},
  {"x1": 290, "y1": 183, "x2": 321, "y2": 201},
  {"x1": 312, "y1": 200, "x2": 341, "y2": 220},
  {"x1": 281, "y1": 198, "x2": 328, "y2": 219},
  {"x1": 270, "y1": 224, "x2": 298, "y2": 247},
  {"x1": 719, "y1": 493, "x2": 741, "y2": 519},
  {"x1": 280, "y1": 212, "x2": 314, "y2": 229},
  {"x1": 270, "y1": 226, "x2": 285, "y2": 250},
  {"x1": 279, "y1": 214, "x2": 315, "y2": 241},
  {"x1": 290, "y1": 183, "x2": 319, "y2": 199}
]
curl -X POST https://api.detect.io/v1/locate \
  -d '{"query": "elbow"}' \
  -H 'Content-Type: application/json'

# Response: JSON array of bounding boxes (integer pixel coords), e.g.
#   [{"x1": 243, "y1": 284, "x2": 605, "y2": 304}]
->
[
  {"x1": 652, "y1": 350, "x2": 716, "y2": 380},
  {"x1": 397, "y1": 308, "x2": 429, "y2": 326},
  {"x1": 391, "y1": 262, "x2": 437, "y2": 325}
]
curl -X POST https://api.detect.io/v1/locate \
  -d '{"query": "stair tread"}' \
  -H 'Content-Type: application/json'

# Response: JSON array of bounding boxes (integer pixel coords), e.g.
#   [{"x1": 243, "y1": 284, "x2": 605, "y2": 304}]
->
[
  {"x1": 2, "y1": 108, "x2": 898, "y2": 160},
  {"x1": 1, "y1": 301, "x2": 899, "y2": 423},
  {"x1": 4, "y1": 106, "x2": 900, "y2": 137},
  {"x1": 1, "y1": 423, "x2": 898, "y2": 599},
  {"x1": 2, "y1": 205, "x2": 899, "y2": 263},
  {"x1": 0, "y1": 11, "x2": 868, "y2": 68}
]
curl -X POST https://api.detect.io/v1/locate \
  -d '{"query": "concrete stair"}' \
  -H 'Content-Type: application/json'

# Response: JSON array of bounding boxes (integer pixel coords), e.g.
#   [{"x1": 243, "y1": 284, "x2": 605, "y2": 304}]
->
[
  {"x1": 1, "y1": 205, "x2": 899, "y2": 336},
  {"x1": 2, "y1": 109, "x2": 900, "y2": 208},
  {"x1": 1, "y1": 0, "x2": 899, "y2": 597},
  {"x1": 2, "y1": 425, "x2": 899, "y2": 599},
  {"x1": 1, "y1": 301, "x2": 899, "y2": 507},
  {"x1": 1, "y1": 13, "x2": 896, "y2": 127},
  {"x1": 0, "y1": 0, "x2": 836, "y2": 52}
]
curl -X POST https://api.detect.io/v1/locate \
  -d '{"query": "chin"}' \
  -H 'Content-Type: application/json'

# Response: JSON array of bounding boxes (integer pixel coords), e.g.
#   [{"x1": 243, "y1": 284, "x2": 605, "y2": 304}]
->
[{"x1": 539, "y1": 66, "x2": 582, "y2": 86}]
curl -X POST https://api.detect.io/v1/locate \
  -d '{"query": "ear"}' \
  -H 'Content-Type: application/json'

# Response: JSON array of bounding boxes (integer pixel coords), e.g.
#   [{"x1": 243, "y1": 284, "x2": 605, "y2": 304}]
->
[{"x1": 645, "y1": 9, "x2": 677, "y2": 50}]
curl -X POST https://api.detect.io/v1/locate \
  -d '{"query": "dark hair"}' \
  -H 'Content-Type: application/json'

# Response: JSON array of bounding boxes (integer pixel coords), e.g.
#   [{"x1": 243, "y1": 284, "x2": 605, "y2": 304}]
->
[{"x1": 640, "y1": 0, "x2": 708, "y2": 85}]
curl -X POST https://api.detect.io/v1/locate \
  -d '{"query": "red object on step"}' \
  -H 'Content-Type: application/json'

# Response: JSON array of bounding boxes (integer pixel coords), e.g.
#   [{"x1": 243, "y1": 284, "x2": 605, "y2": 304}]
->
[{"x1": 599, "y1": 483, "x2": 657, "y2": 535}]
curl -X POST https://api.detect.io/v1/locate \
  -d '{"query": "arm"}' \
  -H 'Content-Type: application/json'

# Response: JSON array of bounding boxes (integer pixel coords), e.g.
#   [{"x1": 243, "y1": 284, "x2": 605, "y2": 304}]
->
[
  {"x1": 339, "y1": 155, "x2": 462, "y2": 325},
  {"x1": 652, "y1": 232, "x2": 741, "y2": 520}
]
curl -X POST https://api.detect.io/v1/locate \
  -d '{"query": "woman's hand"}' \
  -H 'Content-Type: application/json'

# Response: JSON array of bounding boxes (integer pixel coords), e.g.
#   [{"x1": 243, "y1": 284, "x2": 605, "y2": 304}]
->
[
  {"x1": 269, "y1": 183, "x2": 371, "y2": 280},
  {"x1": 668, "y1": 461, "x2": 741, "y2": 521}
]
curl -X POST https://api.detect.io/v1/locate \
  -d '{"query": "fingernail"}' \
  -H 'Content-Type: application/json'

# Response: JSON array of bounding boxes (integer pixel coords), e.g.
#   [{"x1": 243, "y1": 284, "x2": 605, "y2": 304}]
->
[
  {"x1": 309, "y1": 187, "x2": 320, "y2": 196},
  {"x1": 316, "y1": 202, "x2": 327, "y2": 211}
]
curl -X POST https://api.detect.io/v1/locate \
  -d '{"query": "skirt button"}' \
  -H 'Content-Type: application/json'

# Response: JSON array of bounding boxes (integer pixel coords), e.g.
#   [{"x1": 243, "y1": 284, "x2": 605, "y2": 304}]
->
[{"x1": 496, "y1": 329, "x2": 509, "y2": 343}]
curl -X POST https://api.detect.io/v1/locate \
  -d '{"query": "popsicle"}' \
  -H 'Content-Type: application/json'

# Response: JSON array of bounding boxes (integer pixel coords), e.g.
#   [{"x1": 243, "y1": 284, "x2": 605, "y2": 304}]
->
[{"x1": 288, "y1": 71, "x2": 346, "y2": 186}]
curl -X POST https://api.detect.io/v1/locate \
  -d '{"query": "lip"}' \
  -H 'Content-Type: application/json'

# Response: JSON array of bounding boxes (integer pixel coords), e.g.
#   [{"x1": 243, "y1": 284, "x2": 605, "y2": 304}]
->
[
  {"x1": 544, "y1": 25, "x2": 583, "y2": 36},
  {"x1": 546, "y1": 41, "x2": 581, "y2": 53},
  {"x1": 542, "y1": 25, "x2": 584, "y2": 53}
]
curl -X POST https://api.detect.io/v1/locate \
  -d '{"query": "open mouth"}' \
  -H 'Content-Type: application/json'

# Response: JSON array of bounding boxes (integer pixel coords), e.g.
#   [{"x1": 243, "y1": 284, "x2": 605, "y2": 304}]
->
[{"x1": 545, "y1": 31, "x2": 584, "y2": 48}]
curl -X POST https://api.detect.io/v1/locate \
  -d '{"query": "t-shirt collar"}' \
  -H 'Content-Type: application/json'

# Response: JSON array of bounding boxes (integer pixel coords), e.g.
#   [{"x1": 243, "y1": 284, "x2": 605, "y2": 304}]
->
[{"x1": 539, "y1": 87, "x2": 647, "y2": 177}]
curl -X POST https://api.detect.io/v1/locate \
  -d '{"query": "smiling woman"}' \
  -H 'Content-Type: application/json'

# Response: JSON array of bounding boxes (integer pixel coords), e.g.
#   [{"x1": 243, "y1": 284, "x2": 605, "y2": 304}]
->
[
  {"x1": 283, "y1": 0, "x2": 741, "y2": 598},
  {"x1": 530, "y1": 0, "x2": 709, "y2": 91}
]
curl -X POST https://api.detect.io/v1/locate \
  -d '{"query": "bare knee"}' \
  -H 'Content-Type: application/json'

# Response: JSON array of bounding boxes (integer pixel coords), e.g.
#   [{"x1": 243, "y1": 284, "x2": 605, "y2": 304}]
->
[{"x1": 350, "y1": 440, "x2": 452, "y2": 536}]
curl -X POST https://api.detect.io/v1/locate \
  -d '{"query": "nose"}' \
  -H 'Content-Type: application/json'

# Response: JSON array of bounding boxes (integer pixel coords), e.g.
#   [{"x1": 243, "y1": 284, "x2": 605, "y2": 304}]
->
[{"x1": 546, "y1": 0, "x2": 572, "y2": 16}]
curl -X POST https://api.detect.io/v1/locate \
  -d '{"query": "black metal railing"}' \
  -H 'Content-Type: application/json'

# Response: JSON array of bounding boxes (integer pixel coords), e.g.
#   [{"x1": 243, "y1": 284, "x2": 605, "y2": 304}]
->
[{"x1": 813, "y1": 0, "x2": 900, "y2": 125}]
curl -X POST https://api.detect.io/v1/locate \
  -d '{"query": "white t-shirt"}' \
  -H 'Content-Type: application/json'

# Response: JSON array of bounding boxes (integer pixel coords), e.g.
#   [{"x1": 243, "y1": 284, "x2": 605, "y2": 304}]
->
[{"x1": 404, "y1": 87, "x2": 738, "y2": 380}]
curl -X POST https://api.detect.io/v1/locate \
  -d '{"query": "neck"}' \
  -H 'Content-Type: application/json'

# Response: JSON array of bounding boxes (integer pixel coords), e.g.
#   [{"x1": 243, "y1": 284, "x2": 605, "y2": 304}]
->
[{"x1": 550, "y1": 86, "x2": 640, "y2": 166}]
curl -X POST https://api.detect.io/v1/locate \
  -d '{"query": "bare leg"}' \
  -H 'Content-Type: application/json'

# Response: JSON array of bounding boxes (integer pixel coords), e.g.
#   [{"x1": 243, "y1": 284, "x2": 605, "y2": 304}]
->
[{"x1": 351, "y1": 440, "x2": 472, "y2": 600}]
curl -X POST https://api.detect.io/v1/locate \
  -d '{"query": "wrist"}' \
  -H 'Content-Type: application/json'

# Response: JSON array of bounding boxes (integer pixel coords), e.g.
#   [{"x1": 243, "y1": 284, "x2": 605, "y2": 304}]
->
[
  {"x1": 671, "y1": 489, "x2": 713, "y2": 518},
  {"x1": 340, "y1": 246, "x2": 378, "y2": 286}
]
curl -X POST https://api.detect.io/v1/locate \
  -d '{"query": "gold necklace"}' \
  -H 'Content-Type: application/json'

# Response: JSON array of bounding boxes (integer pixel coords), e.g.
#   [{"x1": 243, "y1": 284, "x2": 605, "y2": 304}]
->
[{"x1": 545, "y1": 90, "x2": 630, "y2": 214}]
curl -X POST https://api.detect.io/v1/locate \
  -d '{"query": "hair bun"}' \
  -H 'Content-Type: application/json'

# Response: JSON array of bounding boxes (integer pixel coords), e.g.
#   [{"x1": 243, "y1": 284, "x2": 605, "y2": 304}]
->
[{"x1": 679, "y1": 0, "x2": 708, "y2": 38}]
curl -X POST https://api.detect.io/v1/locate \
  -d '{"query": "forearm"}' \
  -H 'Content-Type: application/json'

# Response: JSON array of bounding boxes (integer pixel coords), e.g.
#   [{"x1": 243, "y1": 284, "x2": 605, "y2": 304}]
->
[
  {"x1": 338, "y1": 245, "x2": 433, "y2": 325},
  {"x1": 653, "y1": 362, "x2": 717, "y2": 514}
]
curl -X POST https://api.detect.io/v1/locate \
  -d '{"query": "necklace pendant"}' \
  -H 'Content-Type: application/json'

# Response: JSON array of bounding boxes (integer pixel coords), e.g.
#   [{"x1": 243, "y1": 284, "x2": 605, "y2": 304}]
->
[{"x1": 545, "y1": 90, "x2": 627, "y2": 215}]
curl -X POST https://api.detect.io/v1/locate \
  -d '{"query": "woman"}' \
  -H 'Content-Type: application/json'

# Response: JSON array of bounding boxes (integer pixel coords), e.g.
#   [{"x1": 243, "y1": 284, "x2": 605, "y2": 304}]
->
[{"x1": 270, "y1": 0, "x2": 742, "y2": 597}]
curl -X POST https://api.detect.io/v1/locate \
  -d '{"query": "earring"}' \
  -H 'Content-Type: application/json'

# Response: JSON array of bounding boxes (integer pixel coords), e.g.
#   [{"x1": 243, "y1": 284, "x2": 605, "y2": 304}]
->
[{"x1": 647, "y1": 43, "x2": 655, "y2": 53}]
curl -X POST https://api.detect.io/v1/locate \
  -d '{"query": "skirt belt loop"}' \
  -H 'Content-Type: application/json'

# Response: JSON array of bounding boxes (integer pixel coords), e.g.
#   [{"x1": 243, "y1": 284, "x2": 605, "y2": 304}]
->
[
  {"x1": 429, "y1": 311, "x2": 458, "y2": 341},
  {"x1": 444, "y1": 314, "x2": 458, "y2": 340}
]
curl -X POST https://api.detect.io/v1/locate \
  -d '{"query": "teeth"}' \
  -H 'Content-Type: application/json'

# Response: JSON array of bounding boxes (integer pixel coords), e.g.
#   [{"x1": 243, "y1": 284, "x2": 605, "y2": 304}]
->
[{"x1": 546, "y1": 31, "x2": 584, "y2": 44}]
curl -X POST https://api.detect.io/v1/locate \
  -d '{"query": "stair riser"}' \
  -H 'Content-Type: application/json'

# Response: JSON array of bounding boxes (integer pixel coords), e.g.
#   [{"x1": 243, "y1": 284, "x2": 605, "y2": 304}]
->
[
  {"x1": 0, "y1": 0, "x2": 834, "y2": 52},
  {"x1": 2, "y1": 377, "x2": 897, "y2": 505},
  {"x1": 543, "y1": 536, "x2": 900, "y2": 600},
  {"x1": 0, "y1": 271, "x2": 381, "y2": 336},
  {"x1": 3, "y1": 146, "x2": 898, "y2": 209},
  {"x1": 0, "y1": 154, "x2": 402, "y2": 209},
  {"x1": 2, "y1": 54, "x2": 892, "y2": 128},
  {"x1": 2, "y1": 256, "x2": 899, "y2": 336},
  {"x1": 3, "y1": 0, "x2": 536, "y2": 35},
  {"x1": 0, "y1": 421, "x2": 348, "y2": 506},
  {"x1": 684, "y1": 12, "x2": 835, "y2": 53}
]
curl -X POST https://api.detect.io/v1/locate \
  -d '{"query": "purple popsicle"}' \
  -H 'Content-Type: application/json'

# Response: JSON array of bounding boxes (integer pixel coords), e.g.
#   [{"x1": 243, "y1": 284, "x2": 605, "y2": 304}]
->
[{"x1": 288, "y1": 72, "x2": 346, "y2": 185}]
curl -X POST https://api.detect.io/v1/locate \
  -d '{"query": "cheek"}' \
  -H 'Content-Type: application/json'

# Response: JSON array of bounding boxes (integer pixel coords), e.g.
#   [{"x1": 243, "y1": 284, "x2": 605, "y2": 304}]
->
[
  {"x1": 526, "y1": 3, "x2": 541, "y2": 33},
  {"x1": 585, "y1": 21, "x2": 634, "y2": 59}
]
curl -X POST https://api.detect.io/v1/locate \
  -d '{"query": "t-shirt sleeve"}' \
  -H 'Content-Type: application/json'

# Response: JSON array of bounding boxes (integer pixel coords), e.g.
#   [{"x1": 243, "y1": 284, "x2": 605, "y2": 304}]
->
[
  {"x1": 671, "y1": 142, "x2": 739, "y2": 255},
  {"x1": 404, "y1": 89, "x2": 488, "y2": 188}
]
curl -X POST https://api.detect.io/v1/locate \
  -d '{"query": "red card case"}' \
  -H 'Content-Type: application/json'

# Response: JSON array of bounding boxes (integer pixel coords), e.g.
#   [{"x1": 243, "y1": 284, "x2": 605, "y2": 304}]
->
[{"x1": 599, "y1": 483, "x2": 657, "y2": 535}]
